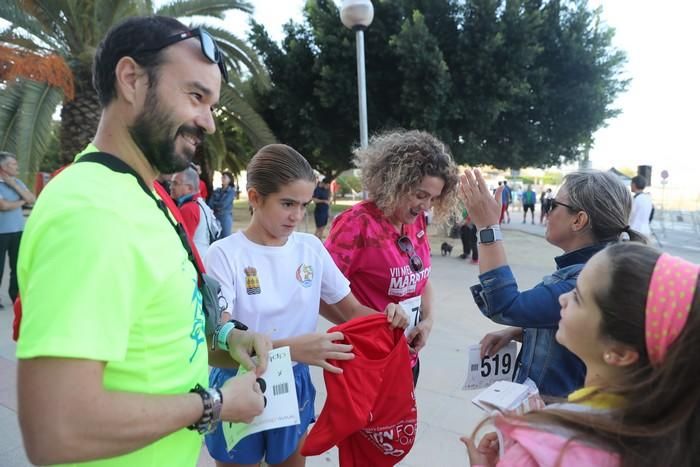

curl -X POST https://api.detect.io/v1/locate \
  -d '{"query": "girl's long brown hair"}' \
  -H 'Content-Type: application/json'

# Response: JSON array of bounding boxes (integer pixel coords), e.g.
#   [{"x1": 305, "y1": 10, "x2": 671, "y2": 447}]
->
[{"x1": 477, "y1": 243, "x2": 700, "y2": 467}]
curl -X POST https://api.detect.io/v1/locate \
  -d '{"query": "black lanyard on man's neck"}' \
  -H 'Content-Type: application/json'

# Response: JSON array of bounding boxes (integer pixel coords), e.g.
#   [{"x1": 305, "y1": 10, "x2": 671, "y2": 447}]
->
[{"x1": 76, "y1": 152, "x2": 204, "y2": 277}]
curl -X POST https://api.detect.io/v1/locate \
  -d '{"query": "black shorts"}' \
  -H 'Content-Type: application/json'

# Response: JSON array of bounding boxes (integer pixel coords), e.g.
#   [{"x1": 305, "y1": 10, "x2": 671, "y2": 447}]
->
[
  {"x1": 523, "y1": 204, "x2": 535, "y2": 213},
  {"x1": 314, "y1": 209, "x2": 329, "y2": 228}
]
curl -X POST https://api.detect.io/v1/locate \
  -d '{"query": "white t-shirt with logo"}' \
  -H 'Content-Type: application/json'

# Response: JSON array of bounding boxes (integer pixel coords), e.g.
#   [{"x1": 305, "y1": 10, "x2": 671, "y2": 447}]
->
[{"x1": 204, "y1": 231, "x2": 350, "y2": 343}]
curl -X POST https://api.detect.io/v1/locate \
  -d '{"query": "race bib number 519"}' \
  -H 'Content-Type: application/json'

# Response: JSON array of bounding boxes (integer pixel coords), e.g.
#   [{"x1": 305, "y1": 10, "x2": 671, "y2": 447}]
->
[{"x1": 463, "y1": 342, "x2": 517, "y2": 390}]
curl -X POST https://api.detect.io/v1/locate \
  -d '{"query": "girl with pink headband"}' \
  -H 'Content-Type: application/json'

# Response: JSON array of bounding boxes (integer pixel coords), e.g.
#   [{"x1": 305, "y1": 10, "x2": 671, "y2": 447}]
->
[{"x1": 463, "y1": 242, "x2": 700, "y2": 467}]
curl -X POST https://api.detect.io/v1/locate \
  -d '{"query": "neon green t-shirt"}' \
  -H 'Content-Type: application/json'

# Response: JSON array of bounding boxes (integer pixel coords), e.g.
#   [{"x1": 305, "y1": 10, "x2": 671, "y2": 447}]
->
[{"x1": 17, "y1": 145, "x2": 208, "y2": 467}]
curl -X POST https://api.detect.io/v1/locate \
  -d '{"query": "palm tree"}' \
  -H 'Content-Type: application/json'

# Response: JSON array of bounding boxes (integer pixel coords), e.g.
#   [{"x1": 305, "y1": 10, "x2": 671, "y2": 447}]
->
[
  {"x1": 0, "y1": 0, "x2": 274, "y2": 182},
  {"x1": 0, "y1": 45, "x2": 73, "y2": 182}
]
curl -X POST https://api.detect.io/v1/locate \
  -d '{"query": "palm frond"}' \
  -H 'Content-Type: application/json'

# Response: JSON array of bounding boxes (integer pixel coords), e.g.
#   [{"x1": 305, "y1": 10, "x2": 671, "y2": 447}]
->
[
  {"x1": 19, "y1": 1, "x2": 72, "y2": 47},
  {"x1": 50, "y1": 1, "x2": 99, "y2": 56},
  {"x1": 93, "y1": 0, "x2": 150, "y2": 43},
  {"x1": 218, "y1": 84, "x2": 276, "y2": 149},
  {"x1": 0, "y1": 28, "x2": 42, "y2": 51},
  {"x1": 203, "y1": 124, "x2": 228, "y2": 169},
  {"x1": 0, "y1": 81, "x2": 23, "y2": 151},
  {"x1": 0, "y1": 1, "x2": 66, "y2": 51},
  {"x1": 0, "y1": 78, "x2": 63, "y2": 184},
  {"x1": 16, "y1": 79, "x2": 64, "y2": 183},
  {"x1": 222, "y1": 149, "x2": 248, "y2": 174},
  {"x1": 156, "y1": 0, "x2": 252, "y2": 20},
  {"x1": 198, "y1": 24, "x2": 269, "y2": 88}
]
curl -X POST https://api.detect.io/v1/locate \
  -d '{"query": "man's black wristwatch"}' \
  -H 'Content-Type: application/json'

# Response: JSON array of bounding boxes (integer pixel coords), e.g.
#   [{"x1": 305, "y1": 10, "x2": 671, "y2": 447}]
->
[{"x1": 187, "y1": 383, "x2": 223, "y2": 434}]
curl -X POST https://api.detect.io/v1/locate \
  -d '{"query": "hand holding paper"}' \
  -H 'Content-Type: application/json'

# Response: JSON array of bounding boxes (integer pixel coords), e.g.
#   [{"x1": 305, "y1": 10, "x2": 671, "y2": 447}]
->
[{"x1": 222, "y1": 347, "x2": 300, "y2": 453}]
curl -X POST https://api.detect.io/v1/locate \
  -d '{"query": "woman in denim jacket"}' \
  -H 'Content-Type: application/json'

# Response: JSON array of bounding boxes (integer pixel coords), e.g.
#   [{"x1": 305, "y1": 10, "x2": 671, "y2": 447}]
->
[{"x1": 460, "y1": 169, "x2": 645, "y2": 397}]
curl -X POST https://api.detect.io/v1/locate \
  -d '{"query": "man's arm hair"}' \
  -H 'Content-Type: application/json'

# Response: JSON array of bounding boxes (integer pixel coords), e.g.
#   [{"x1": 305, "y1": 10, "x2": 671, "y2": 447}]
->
[{"x1": 17, "y1": 357, "x2": 203, "y2": 465}]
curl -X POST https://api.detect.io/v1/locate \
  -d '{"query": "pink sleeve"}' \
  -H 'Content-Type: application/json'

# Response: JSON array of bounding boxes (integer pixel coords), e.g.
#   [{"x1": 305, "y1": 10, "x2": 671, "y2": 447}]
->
[
  {"x1": 496, "y1": 423, "x2": 620, "y2": 467},
  {"x1": 325, "y1": 211, "x2": 365, "y2": 277},
  {"x1": 495, "y1": 443, "x2": 540, "y2": 467}
]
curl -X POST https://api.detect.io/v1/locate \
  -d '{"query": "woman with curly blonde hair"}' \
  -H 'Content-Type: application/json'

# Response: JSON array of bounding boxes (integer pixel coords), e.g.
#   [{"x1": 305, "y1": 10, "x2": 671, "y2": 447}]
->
[{"x1": 324, "y1": 130, "x2": 460, "y2": 385}]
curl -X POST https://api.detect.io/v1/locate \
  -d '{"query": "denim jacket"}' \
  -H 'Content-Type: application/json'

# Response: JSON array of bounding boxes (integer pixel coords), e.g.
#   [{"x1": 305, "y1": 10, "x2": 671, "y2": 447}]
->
[
  {"x1": 208, "y1": 186, "x2": 234, "y2": 217},
  {"x1": 470, "y1": 244, "x2": 606, "y2": 397}
]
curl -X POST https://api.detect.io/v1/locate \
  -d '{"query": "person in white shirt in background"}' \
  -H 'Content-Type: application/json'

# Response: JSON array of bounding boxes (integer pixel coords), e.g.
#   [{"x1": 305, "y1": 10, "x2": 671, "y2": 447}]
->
[{"x1": 629, "y1": 175, "x2": 653, "y2": 237}]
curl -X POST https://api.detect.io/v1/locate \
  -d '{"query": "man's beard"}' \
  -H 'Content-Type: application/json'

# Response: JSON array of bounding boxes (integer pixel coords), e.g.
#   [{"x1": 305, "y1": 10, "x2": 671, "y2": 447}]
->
[{"x1": 128, "y1": 87, "x2": 203, "y2": 174}]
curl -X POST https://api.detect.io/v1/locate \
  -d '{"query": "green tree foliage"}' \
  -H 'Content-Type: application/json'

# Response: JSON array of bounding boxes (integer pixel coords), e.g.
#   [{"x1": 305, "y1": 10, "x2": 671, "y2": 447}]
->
[
  {"x1": 0, "y1": 0, "x2": 274, "y2": 181},
  {"x1": 249, "y1": 1, "x2": 357, "y2": 179},
  {"x1": 250, "y1": 0, "x2": 627, "y2": 174},
  {"x1": 391, "y1": 11, "x2": 451, "y2": 132},
  {"x1": 542, "y1": 170, "x2": 563, "y2": 185},
  {"x1": 336, "y1": 173, "x2": 362, "y2": 196},
  {"x1": 0, "y1": 79, "x2": 63, "y2": 184}
]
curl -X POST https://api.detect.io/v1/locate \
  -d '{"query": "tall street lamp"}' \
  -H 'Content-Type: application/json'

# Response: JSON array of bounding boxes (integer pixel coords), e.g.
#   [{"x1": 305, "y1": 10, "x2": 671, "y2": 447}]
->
[{"x1": 340, "y1": 0, "x2": 374, "y2": 149}]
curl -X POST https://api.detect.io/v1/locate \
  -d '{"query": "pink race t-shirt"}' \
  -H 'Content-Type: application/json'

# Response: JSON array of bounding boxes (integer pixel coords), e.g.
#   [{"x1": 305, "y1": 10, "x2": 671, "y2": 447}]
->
[{"x1": 325, "y1": 201, "x2": 431, "y2": 314}]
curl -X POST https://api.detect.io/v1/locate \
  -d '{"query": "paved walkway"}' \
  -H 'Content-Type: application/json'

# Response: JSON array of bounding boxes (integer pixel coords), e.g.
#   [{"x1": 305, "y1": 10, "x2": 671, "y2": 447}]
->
[
  {"x1": 0, "y1": 217, "x2": 559, "y2": 467},
  {"x1": 1, "y1": 207, "x2": 697, "y2": 466}
]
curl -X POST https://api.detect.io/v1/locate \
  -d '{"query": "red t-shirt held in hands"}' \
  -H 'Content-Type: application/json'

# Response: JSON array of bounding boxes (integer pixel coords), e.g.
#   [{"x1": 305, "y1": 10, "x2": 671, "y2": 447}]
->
[{"x1": 302, "y1": 314, "x2": 417, "y2": 466}]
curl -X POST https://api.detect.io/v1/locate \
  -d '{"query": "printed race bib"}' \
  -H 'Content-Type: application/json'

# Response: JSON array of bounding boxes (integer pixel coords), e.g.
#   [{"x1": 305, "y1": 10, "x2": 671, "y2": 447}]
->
[
  {"x1": 223, "y1": 347, "x2": 299, "y2": 452},
  {"x1": 463, "y1": 342, "x2": 517, "y2": 390},
  {"x1": 399, "y1": 296, "x2": 421, "y2": 338}
]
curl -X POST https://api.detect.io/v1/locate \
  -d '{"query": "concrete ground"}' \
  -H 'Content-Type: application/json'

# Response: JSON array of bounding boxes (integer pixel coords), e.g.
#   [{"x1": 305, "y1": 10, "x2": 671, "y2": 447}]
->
[{"x1": 2, "y1": 204, "x2": 698, "y2": 466}]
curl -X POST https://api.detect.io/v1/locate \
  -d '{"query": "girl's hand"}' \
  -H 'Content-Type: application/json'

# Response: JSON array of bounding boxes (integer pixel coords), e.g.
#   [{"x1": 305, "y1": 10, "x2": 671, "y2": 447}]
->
[
  {"x1": 292, "y1": 332, "x2": 354, "y2": 373},
  {"x1": 228, "y1": 329, "x2": 272, "y2": 376},
  {"x1": 459, "y1": 169, "x2": 503, "y2": 229},
  {"x1": 460, "y1": 432, "x2": 499, "y2": 467},
  {"x1": 384, "y1": 303, "x2": 409, "y2": 329}
]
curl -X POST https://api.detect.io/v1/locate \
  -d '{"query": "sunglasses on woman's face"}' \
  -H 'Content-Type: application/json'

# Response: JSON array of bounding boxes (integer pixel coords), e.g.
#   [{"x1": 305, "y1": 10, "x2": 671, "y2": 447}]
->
[
  {"x1": 136, "y1": 27, "x2": 228, "y2": 83},
  {"x1": 397, "y1": 235, "x2": 424, "y2": 272},
  {"x1": 551, "y1": 199, "x2": 577, "y2": 212}
]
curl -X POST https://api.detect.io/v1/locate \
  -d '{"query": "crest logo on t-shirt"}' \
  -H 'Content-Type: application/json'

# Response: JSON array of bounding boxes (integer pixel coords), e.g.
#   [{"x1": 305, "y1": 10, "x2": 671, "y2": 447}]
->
[
  {"x1": 296, "y1": 264, "x2": 314, "y2": 288},
  {"x1": 244, "y1": 267, "x2": 261, "y2": 295}
]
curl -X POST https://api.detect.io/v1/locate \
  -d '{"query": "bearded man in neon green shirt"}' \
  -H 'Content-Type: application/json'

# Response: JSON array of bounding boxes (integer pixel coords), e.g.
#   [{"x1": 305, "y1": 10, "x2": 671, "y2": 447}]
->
[{"x1": 16, "y1": 16, "x2": 270, "y2": 467}]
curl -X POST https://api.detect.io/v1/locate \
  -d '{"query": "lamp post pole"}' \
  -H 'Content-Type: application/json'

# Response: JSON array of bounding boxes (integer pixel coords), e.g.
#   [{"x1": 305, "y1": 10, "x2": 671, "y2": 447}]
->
[
  {"x1": 340, "y1": 0, "x2": 374, "y2": 149},
  {"x1": 355, "y1": 28, "x2": 368, "y2": 149}
]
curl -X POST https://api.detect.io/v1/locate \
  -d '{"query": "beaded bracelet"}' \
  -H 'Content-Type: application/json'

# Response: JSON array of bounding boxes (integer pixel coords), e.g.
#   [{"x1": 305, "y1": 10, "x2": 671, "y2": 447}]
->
[{"x1": 187, "y1": 384, "x2": 223, "y2": 434}]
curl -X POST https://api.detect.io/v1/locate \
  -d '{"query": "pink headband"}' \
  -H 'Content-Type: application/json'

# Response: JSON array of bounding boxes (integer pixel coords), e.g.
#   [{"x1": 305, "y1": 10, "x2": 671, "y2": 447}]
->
[{"x1": 645, "y1": 253, "x2": 700, "y2": 365}]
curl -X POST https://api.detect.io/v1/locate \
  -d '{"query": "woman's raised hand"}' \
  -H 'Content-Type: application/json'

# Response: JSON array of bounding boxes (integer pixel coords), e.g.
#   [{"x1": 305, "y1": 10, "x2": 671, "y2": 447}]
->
[{"x1": 459, "y1": 169, "x2": 503, "y2": 229}]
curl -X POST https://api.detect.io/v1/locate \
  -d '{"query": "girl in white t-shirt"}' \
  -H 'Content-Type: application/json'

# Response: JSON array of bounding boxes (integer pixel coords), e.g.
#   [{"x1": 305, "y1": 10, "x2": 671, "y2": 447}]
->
[{"x1": 204, "y1": 144, "x2": 408, "y2": 467}]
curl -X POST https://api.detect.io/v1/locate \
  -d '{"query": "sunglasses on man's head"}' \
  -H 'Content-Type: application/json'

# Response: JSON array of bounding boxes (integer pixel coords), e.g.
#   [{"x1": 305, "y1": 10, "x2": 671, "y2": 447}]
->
[
  {"x1": 137, "y1": 27, "x2": 229, "y2": 83},
  {"x1": 397, "y1": 235, "x2": 424, "y2": 273}
]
